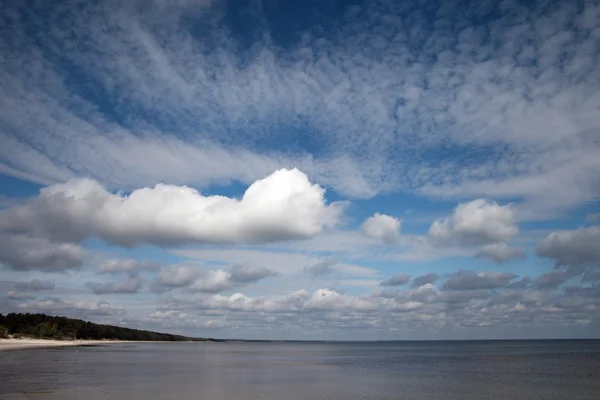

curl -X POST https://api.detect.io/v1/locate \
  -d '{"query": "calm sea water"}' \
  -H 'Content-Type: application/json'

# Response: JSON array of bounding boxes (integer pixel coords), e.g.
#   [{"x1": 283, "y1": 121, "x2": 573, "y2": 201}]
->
[{"x1": 1, "y1": 340, "x2": 599, "y2": 399}]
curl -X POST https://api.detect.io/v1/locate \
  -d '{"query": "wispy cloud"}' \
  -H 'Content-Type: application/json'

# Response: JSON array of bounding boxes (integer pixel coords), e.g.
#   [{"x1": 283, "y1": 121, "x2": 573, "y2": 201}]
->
[{"x1": 0, "y1": 0, "x2": 597, "y2": 213}]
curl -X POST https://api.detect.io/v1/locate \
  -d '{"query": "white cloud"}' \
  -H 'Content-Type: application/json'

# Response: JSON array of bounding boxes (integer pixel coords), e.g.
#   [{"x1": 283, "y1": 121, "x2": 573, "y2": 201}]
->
[
  {"x1": 187, "y1": 269, "x2": 233, "y2": 293},
  {"x1": 428, "y1": 199, "x2": 518, "y2": 247},
  {"x1": 191, "y1": 291, "x2": 309, "y2": 313},
  {"x1": 155, "y1": 264, "x2": 277, "y2": 293},
  {"x1": 157, "y1": 265, "x2": 199, "y2": 287},
  {"x1": 419, "y1": 150, "x2": 600, "y2": 220},
  {"x1": 474, "y1": 243, "x2": 526, "y2": 263},
  {"x1": 0, "y1": 168, "x2": 342, "y2": 247},
  {"x1": 189, "y1": 265, "x2": 277, "y2": 293},
  {"x1": 411, "y1": 273, "x2": 439, "y2": 288},
  {"x1": 442, "y1": 270, "x2": 518, "y2": 291},
  {"x1": 179, "y1": 288, "x2": 377, "y2": 314},
  {"x1": 144, "y1": 265, "x2": 600, "y2": 337},
  {"x1": 361, "y1": 213, "x2": 402, "y2": 244},
  {"x1": 304, "y1": 289, "x2": 377, "y2": 312},
  {"x1": 0, "y1": 0, "x2": 598, "y2": 215}
]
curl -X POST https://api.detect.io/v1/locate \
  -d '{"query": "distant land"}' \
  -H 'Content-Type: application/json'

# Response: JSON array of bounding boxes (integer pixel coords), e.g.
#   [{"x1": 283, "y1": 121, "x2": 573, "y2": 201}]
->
[
  {"x1": 3, "y1": 314, "x2": 597, "y2": 345},
  {"x1": 0, "y1": 313, "x2": 221, "y2": 342}
]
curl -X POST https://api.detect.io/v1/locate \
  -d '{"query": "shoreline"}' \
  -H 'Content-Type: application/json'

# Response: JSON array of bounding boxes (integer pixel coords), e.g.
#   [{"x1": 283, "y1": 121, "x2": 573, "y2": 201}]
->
[
  {"x1": 0, "y1": 338, "x2": 125, "y2": 351},
  {"x1": 0, "y1": 338, "x2": 214, "y2": 351}
]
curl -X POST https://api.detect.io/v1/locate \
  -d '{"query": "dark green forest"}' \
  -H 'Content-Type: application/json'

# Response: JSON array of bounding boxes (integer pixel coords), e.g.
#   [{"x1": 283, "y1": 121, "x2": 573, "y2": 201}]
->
[{"x1": 0, "y1": 313, "x2": 210, "y2": 341}]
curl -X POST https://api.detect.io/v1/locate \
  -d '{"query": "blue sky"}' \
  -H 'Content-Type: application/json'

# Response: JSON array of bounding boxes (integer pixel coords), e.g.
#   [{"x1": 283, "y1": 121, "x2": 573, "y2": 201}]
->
[{"x1": 0, "y1": 0, "x2": 599, "y2": 340}]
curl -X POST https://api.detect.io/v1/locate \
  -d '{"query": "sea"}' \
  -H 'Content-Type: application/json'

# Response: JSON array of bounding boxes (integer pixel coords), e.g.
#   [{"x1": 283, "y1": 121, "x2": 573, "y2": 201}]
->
[{"x1": 1, "y1": 340, "x2": 599, "y2": 399}]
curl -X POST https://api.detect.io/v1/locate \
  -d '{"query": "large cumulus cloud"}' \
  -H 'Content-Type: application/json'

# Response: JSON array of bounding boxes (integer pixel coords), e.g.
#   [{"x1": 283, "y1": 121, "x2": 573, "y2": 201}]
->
[
  {"x1": 428, "y1": 199, "x2": 518, "y2": 247},
  {"x1": 0, "y1": 168, "x2": 342, "y2": 248},
  {"x1": 361, "y1": 213, "x2": 402, "y2": 244},
  {"x1": 475, "y1": 243, "x2": 525, "y2": 263}
]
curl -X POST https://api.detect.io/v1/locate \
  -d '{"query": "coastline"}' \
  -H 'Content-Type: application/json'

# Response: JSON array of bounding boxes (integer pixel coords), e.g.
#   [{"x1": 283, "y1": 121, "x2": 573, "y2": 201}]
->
[{"x1": 0, "y1": 338, "x2": 119, "y2": 351}]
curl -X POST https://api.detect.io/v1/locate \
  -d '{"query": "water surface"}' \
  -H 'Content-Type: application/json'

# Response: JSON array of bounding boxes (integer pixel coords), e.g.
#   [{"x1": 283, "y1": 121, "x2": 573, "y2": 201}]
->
[{"x1": 1, "y1": 340, "x2": 599, "y2": 399}]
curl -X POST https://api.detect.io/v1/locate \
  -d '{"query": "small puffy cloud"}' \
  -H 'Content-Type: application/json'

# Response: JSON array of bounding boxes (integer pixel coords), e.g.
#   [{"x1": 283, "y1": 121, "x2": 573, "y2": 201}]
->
[
  {"x1": 474, "y1": 243, "x2": 526, "y2": 263},
  {"x1": 380, "y1": 273, "x2": 411, "y2": 287},
  {"x1": 537, "y1": 227, "x2": 600, "y2": 267},
  {"x1": 411, "y1": 273, "x2": 439, "y2": 288},
  {"x1": 303, "y1": 259, "x2": 337, "y2": 277},
  {"x1": 303, "y1": 289, "x2": 377, "y2": 312},
  {"x1": 15, "y1": 279, "x2": 55, "y2": 291},
  {"x1": 158, "y1": 268, "x2": 600, "y2": 334},
  {"x1": 377, "y1": 283, "x2": 439, "y2": 305},
  {"x1": 442, "y1": 270, "x2": 517, "y2": 291},
  {"x1": 86, "y1": 276, "x2": 144, "y2": 294},
  {"x1": 148, "y1": 310, "x2": 196, "y2": 322},
  {"x1": 188, "y1": 270, "x2": 233, "y2": 293},
  {"x1": 0, "y1": 234, "x2": 85, "y2": 272},
  {"x1": 191, "y1": 291, "x2": 309, "y2": 313},
  {"x1": 428, "y1": 199, "x2": 517, "y2": 247},
  {"x1": 0, "y1": 168, "x2": 342, "y2": 247},
  {"x1": 229, "y1": 264, "x2": 278, "y2": 283},
  {"x1": 173, "y1": 288, "x2": 377, "y2": 314},
  {"x1": 190, "y1": 265, "x2": 277, "y2": 293},
  {"x1": 405, "y1": 283, "x2": 439, "y2": 303},
  {"x1": 98, "y1": 259, "x2": 161, "y2": 275},
  {"x1": 157, "y1": 265, "x2": 199, "y2": 288},
  {"x1": 361, "y1": 213, "x2": 401, "y2": 244},
  {"x1": 156, "y1": 264, "x2": 277, "y2": 293},
  {"x1": 148, "y1": 310, "x2": 192, "y2": 321}
]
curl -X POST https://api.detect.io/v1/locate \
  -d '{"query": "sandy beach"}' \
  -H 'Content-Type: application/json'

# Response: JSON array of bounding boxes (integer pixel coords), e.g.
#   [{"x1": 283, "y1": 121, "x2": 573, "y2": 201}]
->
[{"x1": 0, "y1": 338, "x2": 112, "y2": 351}]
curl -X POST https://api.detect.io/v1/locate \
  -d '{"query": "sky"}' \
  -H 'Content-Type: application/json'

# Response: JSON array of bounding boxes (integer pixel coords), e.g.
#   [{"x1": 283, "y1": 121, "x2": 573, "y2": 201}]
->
[{"x1": 0, "y1": 0, "x2": 599, "y2": 340}]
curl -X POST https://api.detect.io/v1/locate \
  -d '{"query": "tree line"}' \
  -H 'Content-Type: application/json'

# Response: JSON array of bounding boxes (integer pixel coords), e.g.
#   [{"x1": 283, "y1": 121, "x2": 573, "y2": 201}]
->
[{"x1": 0, "y1": 313, "x2": 210, "y2": 341}]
